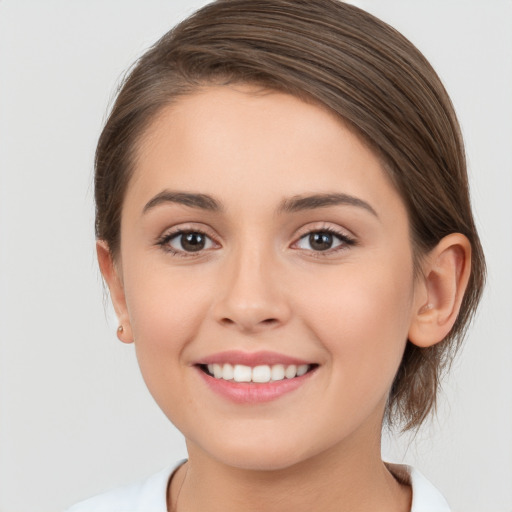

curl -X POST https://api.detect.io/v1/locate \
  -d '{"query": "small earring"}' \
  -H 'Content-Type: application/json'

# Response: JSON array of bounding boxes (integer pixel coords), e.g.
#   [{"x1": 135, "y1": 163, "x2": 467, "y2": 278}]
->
[{"x1": 117, "y1": 325, "x2": 124, "y2": 333}]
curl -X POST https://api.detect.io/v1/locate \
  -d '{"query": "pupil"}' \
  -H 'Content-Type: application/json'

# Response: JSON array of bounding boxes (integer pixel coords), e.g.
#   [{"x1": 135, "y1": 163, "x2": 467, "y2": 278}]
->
[
  {"x1": 310, "y1": 232, "x2": 333, "y2": 251},
  {"x1": 182, "y1": 232, "x2": 205, "y2": 252}
]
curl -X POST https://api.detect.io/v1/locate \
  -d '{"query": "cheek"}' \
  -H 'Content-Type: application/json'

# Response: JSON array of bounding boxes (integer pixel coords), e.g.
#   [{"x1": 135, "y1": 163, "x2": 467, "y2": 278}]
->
[
  {"x1": 300, "y1": 256, "x2": 414, "y2": 383},
  {"x1": 122, "y1": 264, "x2": 213, "y2": 383},
  {"x1": 123, "y1": 269, "x2": 218, "y2": 431},
  {"x1": 125, "y1": 259, "x2": 213, "y2": 332}
]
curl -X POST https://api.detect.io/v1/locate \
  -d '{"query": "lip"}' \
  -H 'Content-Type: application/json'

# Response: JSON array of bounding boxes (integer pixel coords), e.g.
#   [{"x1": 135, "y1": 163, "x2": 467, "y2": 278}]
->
[
  {"x1": 194, "y1": 350, "x2": 312, "y2": 367},
  {"x1": 194, "y1": 351, "x2": 318, "y2": 404}
]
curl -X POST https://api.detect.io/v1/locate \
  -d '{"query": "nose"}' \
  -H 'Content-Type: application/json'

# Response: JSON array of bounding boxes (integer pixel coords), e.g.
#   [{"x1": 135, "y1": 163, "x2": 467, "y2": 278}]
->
[{"x1": 213, "y1": 246, "x2": 291, "y2": 334}]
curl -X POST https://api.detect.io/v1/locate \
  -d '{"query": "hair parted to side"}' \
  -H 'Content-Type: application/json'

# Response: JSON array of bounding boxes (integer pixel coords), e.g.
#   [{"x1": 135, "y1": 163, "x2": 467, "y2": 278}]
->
[{"x1": 95, "y1": 0, "x2": 485, "y2": 431}]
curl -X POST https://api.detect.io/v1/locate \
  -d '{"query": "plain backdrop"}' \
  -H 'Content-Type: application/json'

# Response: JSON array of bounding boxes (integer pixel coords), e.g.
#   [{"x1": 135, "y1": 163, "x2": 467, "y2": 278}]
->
[{"x1": 0, "y1": 1, "x2": 511, "y2": 511}]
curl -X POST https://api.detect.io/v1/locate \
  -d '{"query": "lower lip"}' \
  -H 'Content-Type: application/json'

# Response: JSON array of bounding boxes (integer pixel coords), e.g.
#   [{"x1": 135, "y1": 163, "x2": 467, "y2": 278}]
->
[{"x1": 197, "y1": 367, "x2": 316, "y2": 404}]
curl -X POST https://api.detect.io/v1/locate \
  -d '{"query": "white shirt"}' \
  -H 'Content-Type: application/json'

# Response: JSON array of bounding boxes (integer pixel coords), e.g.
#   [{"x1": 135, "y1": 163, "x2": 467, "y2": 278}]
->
[{"x1": 65, "y1": 460, "x2": 451, "y2": 512}]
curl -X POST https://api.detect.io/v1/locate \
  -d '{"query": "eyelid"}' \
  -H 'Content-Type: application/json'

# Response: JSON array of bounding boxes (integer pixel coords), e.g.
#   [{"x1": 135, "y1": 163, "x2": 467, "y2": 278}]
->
[{"x1": 293, "y1": 222, "x2": 356, "y2": 241}]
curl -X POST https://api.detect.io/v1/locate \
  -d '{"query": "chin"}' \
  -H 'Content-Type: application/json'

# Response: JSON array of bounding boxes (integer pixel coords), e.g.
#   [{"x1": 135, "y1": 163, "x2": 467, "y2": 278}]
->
[
  {"x1": 217, "y1": 450, "x2": 310, "y2": 472},
  {"x1": 191, "y1": 430, "x2": 319, "y2": 472}
]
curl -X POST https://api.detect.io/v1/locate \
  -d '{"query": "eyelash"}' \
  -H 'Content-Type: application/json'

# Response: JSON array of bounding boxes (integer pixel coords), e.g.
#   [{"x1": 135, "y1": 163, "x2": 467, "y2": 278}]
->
[{"x1": 156, "y1": 226, "x2": 356, "y2": 258}]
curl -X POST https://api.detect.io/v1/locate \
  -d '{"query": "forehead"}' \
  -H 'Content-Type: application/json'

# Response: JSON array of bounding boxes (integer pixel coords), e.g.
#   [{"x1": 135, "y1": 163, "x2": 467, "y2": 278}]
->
[{"x1": 127, "y1": 85, "x2": 406, "y2": 223}]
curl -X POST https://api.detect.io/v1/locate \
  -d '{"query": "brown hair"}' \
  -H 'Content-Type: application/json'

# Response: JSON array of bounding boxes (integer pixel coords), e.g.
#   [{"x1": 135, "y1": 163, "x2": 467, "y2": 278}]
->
[{"x1": 95, "y1": 0, "x2": 485, "y2": 431}]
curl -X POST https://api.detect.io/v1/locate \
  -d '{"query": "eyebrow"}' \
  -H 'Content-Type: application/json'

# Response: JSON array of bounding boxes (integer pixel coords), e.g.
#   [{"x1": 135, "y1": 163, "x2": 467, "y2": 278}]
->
[
  {"x1": 278, "y1": 193, "x2": 378, "y2": 217},
  {"x1": 142, "y1": 190, "x2": 377, "y2": 218},
  {"x1": 143, "y1": 191, "x2": 223, "y2": 214}
]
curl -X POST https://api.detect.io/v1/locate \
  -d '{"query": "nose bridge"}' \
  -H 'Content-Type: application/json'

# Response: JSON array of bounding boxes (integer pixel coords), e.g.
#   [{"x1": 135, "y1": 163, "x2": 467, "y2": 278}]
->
[{"x1": 214, "y1": 236, "x2": 289, "y2": 331}]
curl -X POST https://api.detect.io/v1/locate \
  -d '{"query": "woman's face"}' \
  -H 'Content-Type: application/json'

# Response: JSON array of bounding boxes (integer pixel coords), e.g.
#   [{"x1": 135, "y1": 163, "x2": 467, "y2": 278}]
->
[{"x1": 111, "y1": 85, "x2": 421, "y2": 470}]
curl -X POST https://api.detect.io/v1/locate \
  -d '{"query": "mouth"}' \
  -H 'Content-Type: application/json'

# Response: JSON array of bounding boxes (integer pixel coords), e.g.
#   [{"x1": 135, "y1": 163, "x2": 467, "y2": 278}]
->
[
  {"x1": 198, "y1": 362, "x2": 317, "y2": 383},
  {"x1": 194, "y1": 351, "x2": 319, "y2": 403}
]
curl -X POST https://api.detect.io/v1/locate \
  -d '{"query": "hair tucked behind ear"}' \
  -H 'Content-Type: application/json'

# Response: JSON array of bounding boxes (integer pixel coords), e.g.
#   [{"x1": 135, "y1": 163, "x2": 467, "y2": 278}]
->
[{"x1": 95, "y1": 0, "x2": 485, "y2": 431}]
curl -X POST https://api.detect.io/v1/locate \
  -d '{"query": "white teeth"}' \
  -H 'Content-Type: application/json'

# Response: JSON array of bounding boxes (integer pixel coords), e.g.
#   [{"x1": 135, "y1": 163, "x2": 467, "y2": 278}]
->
[
  {"x1": 213, "y1": 363, "x2": 223, "y2": 379},
  {"x1": 285, "y1": 364, "x2": 297, "y2": 379},
  {"x1": 297, "y1": 364, "x2": 308, "y2": 376},
  {"x1": 233, "y1": 364, "x2": 252, "y2": 382},
  {"x1": 252, "y1": 365, "x2": 271, "y2": 383},
  {"x1": 206, "y1": 363, "x2": 311, "y2": 382},
  {"x1": 271, "y1": 364, "x2": 285, "y2": 381},
  {"x1": 222, "y1": 363, "x2": 234, "y2": 380}
]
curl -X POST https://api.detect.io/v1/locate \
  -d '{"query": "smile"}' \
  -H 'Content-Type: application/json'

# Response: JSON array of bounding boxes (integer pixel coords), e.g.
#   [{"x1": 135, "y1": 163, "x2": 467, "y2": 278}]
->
[
  {"x1": 195, "y1": 351, "x2": 318, "y2": 403},
  {"x1": 202, "y1": 363, "x2": 312, "y2": 383}
]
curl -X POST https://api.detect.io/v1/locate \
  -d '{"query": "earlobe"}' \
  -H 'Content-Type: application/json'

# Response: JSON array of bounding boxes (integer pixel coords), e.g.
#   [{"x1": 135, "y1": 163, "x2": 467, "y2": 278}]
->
[
  {"x1": 408, "y1": 233, "x2": 472, "y2": 348},
  {"x1": 96, "y1": 241, "x2": 134, "y2": 344}
]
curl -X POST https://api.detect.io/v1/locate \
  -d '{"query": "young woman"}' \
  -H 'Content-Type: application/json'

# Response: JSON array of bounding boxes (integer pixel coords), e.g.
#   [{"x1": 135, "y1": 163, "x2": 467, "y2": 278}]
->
[{"x1": 66, "y1": 1, "x2": 485, "y2": 511}]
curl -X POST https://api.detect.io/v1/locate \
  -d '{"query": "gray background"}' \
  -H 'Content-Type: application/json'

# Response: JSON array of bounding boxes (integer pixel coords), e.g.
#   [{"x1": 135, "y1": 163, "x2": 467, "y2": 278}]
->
[{"x1": 0, "y1": 1, "x2": 511, "y2": 511}]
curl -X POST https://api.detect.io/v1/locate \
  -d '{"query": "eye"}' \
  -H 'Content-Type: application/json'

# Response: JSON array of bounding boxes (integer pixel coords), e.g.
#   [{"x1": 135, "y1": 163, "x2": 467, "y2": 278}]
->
[
  {"x1": 159, "y1": 230, "x2": 216, "y2": 254},
  {"x1": 294, "y1": 229, "x2": 355, "y2": 252}
]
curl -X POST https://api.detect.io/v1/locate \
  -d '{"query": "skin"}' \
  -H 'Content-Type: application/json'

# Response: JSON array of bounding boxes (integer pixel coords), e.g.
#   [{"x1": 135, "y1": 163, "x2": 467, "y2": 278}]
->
[{"x1": 98, "y1": 85, "x2": 471, "y2": 512}]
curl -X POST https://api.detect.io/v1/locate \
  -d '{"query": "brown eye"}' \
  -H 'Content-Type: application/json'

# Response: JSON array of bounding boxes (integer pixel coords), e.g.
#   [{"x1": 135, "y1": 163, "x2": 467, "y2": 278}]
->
[
  {"x1": 309, "y1": 232, "x2": 334, "y2": 251},
  {"x1": 166, "y1": 231, "x2": 214, "y2": 253},
  {"x1": 181, "y1": 232, "x2": 206, "y2": 251},
  {"x1": 294, "y1": 229, "x2": 354, "y2": 253}
]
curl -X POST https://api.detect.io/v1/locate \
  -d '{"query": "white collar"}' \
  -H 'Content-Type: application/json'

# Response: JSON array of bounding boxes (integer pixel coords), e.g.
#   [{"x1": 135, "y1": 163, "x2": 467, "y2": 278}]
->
[
  {"x1": 386, "y1": 462, "x2": 451, "y2": 512},
  {"x1": 66, "y1": 460, "x2": 451, "y2": 512}
]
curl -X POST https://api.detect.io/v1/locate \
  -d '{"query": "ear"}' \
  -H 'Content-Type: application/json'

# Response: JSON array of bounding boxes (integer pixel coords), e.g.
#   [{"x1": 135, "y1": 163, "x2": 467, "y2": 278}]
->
[
  {"x1": 408, "y1": 233, "x2": 472, "y2": 348},
  {"x1": 96, "y1": 240, "x2": 134, "y2": 344}
]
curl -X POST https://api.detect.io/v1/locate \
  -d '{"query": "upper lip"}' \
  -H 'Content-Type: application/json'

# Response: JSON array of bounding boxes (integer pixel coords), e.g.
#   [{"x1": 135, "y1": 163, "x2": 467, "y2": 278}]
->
[{"x1": 194, "y1": 350, "x2": 314, "y2": 367}]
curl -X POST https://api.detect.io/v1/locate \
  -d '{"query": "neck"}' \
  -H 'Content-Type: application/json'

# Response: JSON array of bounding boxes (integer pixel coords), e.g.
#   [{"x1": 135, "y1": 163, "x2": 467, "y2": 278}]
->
[{"x1": 169, "y1": 430, "x2": 411, "y2": 512}]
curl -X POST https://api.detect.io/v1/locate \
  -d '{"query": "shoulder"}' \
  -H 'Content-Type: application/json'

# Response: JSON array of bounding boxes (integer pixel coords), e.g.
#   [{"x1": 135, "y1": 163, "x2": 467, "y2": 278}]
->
[
  {"x1": 64, "y1": 461, "x2": 185, "y2": 512},
  {"x1": 386, "y1": 463, "x2": 451, "y2": 512}
]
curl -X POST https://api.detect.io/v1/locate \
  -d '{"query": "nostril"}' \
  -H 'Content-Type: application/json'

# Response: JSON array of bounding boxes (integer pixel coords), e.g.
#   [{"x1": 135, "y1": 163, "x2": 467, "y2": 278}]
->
[{"x1": 219, "y1": 316, "x2": 279, "y2": 331}]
